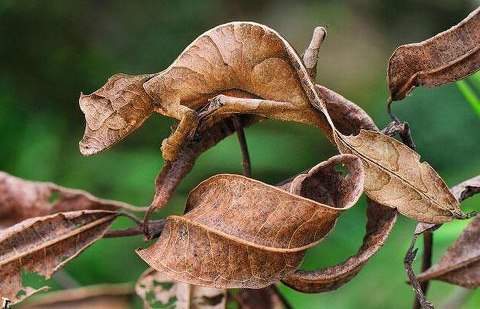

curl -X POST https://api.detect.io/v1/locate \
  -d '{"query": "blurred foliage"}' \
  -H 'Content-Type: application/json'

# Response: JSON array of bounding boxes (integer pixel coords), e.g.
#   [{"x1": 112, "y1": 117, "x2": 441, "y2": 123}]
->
[
  {"x1": 457, "y1": 72, "x2": 480, "y2": 118},
  {"x1": 1, "y1": 1, "x2": 479, "y2": 308}
]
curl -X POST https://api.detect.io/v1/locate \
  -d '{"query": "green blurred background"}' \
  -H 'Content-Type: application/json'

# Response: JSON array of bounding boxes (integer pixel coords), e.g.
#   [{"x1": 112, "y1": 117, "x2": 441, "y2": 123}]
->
[{"x1": 1, "y1": 0, "x2": 479, "y2": 308}]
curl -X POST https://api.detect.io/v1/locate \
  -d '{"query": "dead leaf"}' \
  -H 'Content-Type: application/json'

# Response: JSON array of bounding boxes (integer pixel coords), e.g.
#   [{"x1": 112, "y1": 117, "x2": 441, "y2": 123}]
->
[
  {"x1": 334, "y1": 129, "x2": 464, "y2": 224},
  {"x1": 18, "y1": 284, "x2": 133, "y2": 309},
  {"x1": 415, "y1": 175, "x2": 480, "y2": 288},
  {"x1": 0, "y1": 210, "x2": 117, "y2": 304},
  {"x1": 282, "y1": 198, "x2": 397, "y2": 292},
  {"x1": 79, "y1": 73, "x2": 155, "y2": 156},
  {"x1": 450, "y1": 175, "x2": 480, "y2": 202},
  {"x1": 0, "y1": 171, "x2": 146, "y2": 227},
  {"x1": 137, "y1": 154, "x2": 364, "y2": 289},
  {"x1": 387, "y1": 8, "x2": 480, "y2": 101},
  {"x1": 417, "y1": 215, "x2": 480, "y2": 289},
  {"x1": 136, "y1": 268, "x2": 226, "y2": 309}
]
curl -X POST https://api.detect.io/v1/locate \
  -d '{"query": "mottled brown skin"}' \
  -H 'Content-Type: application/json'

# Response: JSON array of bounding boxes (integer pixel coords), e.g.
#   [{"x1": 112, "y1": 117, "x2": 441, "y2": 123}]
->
[
  {"x1": 143, "y1": 22, "x2": 332, "y2": 162},
  {"x1": 79, "y1": 23, "x2": 329, "y2": 161},
  {"x1": 79, "y1": 74, "x2": 155, "y2": 156}
]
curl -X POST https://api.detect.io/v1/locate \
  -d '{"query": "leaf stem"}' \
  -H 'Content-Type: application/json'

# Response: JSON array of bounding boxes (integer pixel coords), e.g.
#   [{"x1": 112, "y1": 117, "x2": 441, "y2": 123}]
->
[
  {"x1": 104, "y1": 219, "x2": 165, "y2": 239},
  {"x1": 233, "y1": 116, "x2": 252, "y2": 178}
]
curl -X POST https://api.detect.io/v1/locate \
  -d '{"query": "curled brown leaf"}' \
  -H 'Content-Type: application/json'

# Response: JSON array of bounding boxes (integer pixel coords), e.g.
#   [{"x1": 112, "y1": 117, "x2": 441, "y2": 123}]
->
[
  {"x1": 137, "y1": 154, "x2": 364, "y2": 289},
  {"x1": 387, "y1": 8, "x2": 480, "y2": 101},
  {"x1": 0, "y1": 210, "x2": 117, "y2": 304},
  {"x1": 0, "y1": 171, "x2": 146, "y2": 227},
  {"x1": 415, "y1": 175, "x2": 480, "y2": 289},
  {"x1": 450, "y1": 175, "x2": 480, "y2": 202},
  {"x1": 136, "y1": 268, "x2": 226, "y2": 309},
  {"x1": 417, "y1": 215, "x2": 480, "y2": 289},
  {"x1": 282, "y1": 199, "x2": 397, "y2": 293}
]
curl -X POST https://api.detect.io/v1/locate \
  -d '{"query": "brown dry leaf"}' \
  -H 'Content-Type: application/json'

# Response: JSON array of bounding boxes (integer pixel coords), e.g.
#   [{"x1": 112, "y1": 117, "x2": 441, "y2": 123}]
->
[
  {"x1": 283, "y1": 199, "x2": 397, "y2": 293},
  {"x1": 417, "y1": 215, "x2": 480, "y2": 289},
  {"x1": 79, "y1": 73, "x2": 155, "y2": 155},
  {"x1": 136, "y1": 268, "x2": 226, "y2": 309},
  {"x1": 0, "y1": 210, "x2": 117, "y2": 304},
  {"x1": 79, "y1": 22, "x2": 463, "y2": 224},
  {"x1": 334, "y1": 130, "x2": 464, "y2": 224},
  {"x1": 18, "y1": 284, "x2": 133, "y2": 309},
  {"x1": 234, "y1": 286, "x2": 285, "y2": 309},
  {"x1": 450, "y1": 175, "x2": 480, "y2": 202},
  {"x1": 0, "y1": 171, "x2": 146, "y2": 227},
  {"x1": 415, "y1": 175, "x2": 480, "y2": 288},
  {"x1": 137, "y1": 154, "x2": 364, "y2": 289},
  {"x1": 387, "y1": 8, "x2": 480, "y2": 101}
]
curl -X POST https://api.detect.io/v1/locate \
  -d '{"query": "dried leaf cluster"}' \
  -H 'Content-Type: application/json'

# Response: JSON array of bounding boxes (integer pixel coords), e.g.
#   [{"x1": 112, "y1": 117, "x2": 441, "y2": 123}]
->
[{"x1": 1, "y1": 7, "x2": 479, "y2": 309}]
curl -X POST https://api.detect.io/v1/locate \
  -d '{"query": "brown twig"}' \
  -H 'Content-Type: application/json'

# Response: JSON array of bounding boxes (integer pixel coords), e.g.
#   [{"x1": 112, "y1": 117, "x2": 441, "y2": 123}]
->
[
  {"x1": 104, "y1": 219, "x2": 165, "y2": 239},
  {"x1": 233, "y1": 116, "x2": 252, "y2": 177},
  {"x1": 413, "y1": 231, "x2": 433, "y2": 309},
  {"x1": 382, "y1": 113, "x2": 436, "y2": 308},
  {"x1": 404, "y1": 234, "x2": 434, "y2": 309},
  {"x1": 387, "y1": 100, "x2": 401, "y2": 123},
  {"x1": 144, "y1": 115, "x2": 259, "y2": 239}
]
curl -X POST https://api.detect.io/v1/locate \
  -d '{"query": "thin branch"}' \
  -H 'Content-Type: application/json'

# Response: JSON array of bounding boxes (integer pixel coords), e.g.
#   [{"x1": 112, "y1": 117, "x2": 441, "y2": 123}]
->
[
  {"x1": 233, "y1": 116, "x2": 252, "y2": 177},
  {"x1": 404, "y1": 234, "x2": 434, "y2": 309},
  {"x1": 104, "y1": 219, "x2": 165, "y2": 239},
  {"x1": 382, "y1": 114, "x2": 436, "y2": 308},
  {"x1": 387, "y1": 100, "x2": 401, "y2": 123},
  {"x1": 118, "y1": 211, "x2": 142, "y2": 225},
  {"x1": 414, "y1": 231, "x2": 433, "y2": 309}
]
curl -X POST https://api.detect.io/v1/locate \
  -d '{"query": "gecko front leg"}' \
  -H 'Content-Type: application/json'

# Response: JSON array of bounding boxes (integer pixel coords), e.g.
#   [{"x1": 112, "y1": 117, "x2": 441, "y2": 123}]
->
[{"x1": 155, "y1": 103, "x2": 199, "y2": 162}]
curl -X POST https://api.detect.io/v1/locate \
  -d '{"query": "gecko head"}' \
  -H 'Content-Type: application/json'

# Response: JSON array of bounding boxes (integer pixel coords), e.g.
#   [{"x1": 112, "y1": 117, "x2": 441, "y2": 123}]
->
[{"x1": 79, "y1": 73, "x2": 155, "y2": 156}]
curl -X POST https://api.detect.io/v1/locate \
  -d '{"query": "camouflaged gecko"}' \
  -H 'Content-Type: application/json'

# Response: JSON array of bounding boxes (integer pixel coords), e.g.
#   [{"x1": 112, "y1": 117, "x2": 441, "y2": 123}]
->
[{"x1": 79, "y1": 22, "x2": 328, "y2": 162}]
